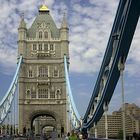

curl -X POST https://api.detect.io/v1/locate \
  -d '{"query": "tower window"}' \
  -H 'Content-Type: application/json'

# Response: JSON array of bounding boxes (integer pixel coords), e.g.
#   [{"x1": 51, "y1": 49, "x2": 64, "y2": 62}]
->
[
  {"x1": 50, "y1": 86, "x2": 55, "y2": 99},
  {"x1": 44, "y1": 31, "x2": 48, "y2": 38},
  {"x1": 27, "y1": 89, "x2": 30, "y2": 95},
  {"x1": 54, "y1": 67, "x2": 59, "y2": 77},
  {"x1": 31, "y1": 92, "x2": 36, "y2": 99},
  {"x1": 38, "y1": 44, "x2": 42, "y2": 51},
  {"x1": 50, "y1": 44, "x2": 54, "y2": 51},
  {"x1": 32, "y1": 44, "x2": 37, "y2": 51},
  {"x1": 44, "y1": 43, "x2": 49, "y2": 51},
  {"x1": 39, "y1": 66, "x2": 48, "y2": 77},
  {"x1": 38, "y1": 88, "x2": 49, "y2": 98},
  {"x1": 56, "y1": 89, "x2": 61, "y2": 99},
  {"x1": 50, "y1": 91, "x2": 55, "y2": 99},
  {"x1": 39, "y1": 31, "x2": 42, "y2": 39},
  {"x1": 28, "y1": 70, "x2": 32, "y2": 77},
  {"x1": 26, "y1": 89, "x2": 31, "y2": 98}
]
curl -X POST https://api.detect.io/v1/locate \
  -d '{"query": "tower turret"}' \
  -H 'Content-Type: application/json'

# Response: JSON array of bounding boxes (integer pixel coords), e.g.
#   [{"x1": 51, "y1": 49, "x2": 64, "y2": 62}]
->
[
  {"x1": 60, "y1": 13, "x2": 69, "y2": 40},
  {"x1": 60, "y1": 13, "x2": 69, "y2": 57},
  {"x1": 18, "y1": 14, "x2": 27, "y2": 57},
  {"x1": 18, "y1": 14, "x2": 27, "y2": 40}
]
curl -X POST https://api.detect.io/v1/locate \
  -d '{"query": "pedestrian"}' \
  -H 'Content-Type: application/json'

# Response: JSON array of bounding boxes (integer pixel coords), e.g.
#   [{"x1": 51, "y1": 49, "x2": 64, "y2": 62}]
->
[
  {"x1": 23, "y1": 126, "x2": 26, "y2": 136},
  {"x1": 69, "y1": 130, "x2": 78, "y2": 140},
  {"x1": 65, "y1": 132, "x2": 70, "y2": 140}
]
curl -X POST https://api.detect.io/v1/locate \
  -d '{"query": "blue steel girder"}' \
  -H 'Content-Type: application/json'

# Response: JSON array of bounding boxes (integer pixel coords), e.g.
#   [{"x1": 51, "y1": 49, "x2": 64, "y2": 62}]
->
[
  {"x1": 82, "y1": 0, "x2": 140, "y2": 129},
  {"x1": 0, "y1": 56, "x2": 22, "y2": 124},
  {"x1": 64, "y1": 55, "x2": 81, "y2": 129}
]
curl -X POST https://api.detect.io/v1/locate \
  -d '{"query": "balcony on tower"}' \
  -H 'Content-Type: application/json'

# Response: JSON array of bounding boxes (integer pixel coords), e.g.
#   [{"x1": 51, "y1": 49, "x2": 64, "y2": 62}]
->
[
  {"x1": 36, "y1": 50, "x2": 51, "y2": 57},
  {"x1": 37, "y1": 77, "x2": 51, "y2": 86}
]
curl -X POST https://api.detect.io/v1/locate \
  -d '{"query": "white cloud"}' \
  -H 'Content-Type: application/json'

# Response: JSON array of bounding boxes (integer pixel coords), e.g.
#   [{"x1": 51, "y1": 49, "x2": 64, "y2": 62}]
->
[
  {"x1": 0, "y1": 0, "x2": 140, "y2": 78},
  {"x1": 0, "y1": 0, "x2": 55, "y2": 75},
  {"x1": 124, "y1": 20, "x2": 140, "y2": 77},
  {"x1": 0, "y1": 47, "x2": 17, "y2": 75},
  {"x1": 136, "y1": 98, "x2": 140, "y2": 107}
]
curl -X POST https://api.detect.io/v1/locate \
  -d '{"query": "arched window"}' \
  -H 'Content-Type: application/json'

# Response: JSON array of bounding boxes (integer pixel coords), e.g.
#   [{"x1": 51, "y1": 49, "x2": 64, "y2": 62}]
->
[
  {"x1": 38, "y1": 44, "x2": 42, "y2": 51},
  {"x1": 26, "y1": 89, "x2": 31, "y2": 98},
  {"x1": 44, "y1": 43, "x2": 48, "y2": 51},
  {"x1": 32, "y1": 44, "x2": 37, "y2": 51},
  {"x1": 50, "y1": 44, "x2": 54, "y2": 51},
  {"x1": 27, "y1": 89, "x2": 30, "y2": 95},
  {"x1": 56, "y1": 89, "x2": 61, "y2": 99},
  {"x1": 44, "y1": 31, "x2": 48, "y2": 39},
  {"x1": 39, "y1": 31, "x2": 42, "y2": 39}
]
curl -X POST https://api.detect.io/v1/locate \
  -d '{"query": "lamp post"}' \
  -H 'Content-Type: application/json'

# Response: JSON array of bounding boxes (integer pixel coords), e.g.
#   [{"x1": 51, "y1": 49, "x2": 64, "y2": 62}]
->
[
  {"x1": 94, "y1": 123, "x2": 97, "y2": 138},
  {"x1": 118, "y1": 57, "x2": 126, "y2": 140},
  {"x1": 103, "y1": 102, "x2": 108, "y2": 139},
  {"x1": 8, "y1": 111, "x2": 11, "y2": 136}
]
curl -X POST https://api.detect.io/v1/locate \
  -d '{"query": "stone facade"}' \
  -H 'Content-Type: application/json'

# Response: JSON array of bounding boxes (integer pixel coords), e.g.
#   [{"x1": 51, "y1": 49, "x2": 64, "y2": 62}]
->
[{"x1": 18, "y1": 5, "x2": 69, "y2": 136}]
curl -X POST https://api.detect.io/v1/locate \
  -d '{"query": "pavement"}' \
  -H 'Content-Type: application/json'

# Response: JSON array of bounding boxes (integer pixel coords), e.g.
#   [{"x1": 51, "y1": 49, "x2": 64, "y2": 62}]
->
[{"x1": 0, "y1": 137, "x2": 64, "y2": 140}]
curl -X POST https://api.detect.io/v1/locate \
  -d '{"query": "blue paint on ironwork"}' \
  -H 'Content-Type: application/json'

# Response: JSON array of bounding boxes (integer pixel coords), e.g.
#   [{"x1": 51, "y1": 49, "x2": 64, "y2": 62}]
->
[
  {"x1": 0, "y1": 56, "x2": 22, "y2": 123},
  {"x1": 64, "y1": 55, "x2": 81, "y2": 125},
  {"x1": 82, "y1": 0, "x2": 140, "y2": 129}
]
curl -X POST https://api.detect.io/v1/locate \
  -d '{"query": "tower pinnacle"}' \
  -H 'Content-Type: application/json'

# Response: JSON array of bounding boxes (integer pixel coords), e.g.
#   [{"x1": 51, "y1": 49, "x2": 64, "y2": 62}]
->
[
  {"x1": 39, "y1": 5, "x2": 49, "y2": 12},
  {"x1": 19, "y1": 13, "x2": 26, "y2": 28},
  {"x1": 61, "y1": 12, "x2": 68, "y2": 29}
]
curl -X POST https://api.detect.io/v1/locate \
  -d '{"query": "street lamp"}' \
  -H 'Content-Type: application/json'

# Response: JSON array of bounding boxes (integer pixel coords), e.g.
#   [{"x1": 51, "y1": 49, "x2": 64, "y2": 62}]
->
[
  {"x1": 103, "y1": 102, "x2": 108, "y2": 139},
  {"x1": 118, "y1": 57, "x2": 126, "y2": 140}
]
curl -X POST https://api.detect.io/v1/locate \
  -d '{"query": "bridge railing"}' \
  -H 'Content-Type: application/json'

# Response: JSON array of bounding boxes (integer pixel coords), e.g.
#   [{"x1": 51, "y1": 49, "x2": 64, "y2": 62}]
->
[
  {"x1": 0, "y1": 56, "x2": 22, "y2": 124},
  {"x1": 64, "y1": 55, "x2": 81, "y2": 129}
]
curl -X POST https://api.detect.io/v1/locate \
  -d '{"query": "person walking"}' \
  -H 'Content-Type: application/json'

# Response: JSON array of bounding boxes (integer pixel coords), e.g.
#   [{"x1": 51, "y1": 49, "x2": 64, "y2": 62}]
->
[
  {"x1": 65, "y1": 132, "x2": 70, "y2": 140},
  {"x1": 69, "y1": 130, "x2": 78, "y2": 140}
]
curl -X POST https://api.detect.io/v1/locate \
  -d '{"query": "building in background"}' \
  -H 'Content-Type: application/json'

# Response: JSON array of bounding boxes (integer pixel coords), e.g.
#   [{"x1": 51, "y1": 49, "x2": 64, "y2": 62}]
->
[{"x1": 90, "y1": 103, "x2": 140, "y2": 138}]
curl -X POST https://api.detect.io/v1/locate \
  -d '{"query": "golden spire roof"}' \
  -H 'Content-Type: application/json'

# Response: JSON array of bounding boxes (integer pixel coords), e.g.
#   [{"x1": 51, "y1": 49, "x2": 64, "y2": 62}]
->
[{"x1": 39, "y1": 5, "x2": 49, "y2": 12}]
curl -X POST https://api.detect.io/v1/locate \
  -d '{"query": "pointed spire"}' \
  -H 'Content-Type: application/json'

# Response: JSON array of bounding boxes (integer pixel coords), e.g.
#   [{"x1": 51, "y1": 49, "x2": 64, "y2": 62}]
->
[
  {"x1": 19, "y1": 13, "x2": 26, "y2": 28},
  {"x1": 61, "y1": 12, "x2": 68, "y2": 29}
]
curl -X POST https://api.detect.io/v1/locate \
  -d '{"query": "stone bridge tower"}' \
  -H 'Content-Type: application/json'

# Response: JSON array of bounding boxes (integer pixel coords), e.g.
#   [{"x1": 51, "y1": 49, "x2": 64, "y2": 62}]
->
[{"x1": 18, "y1": 5, "x2": 69, "y2": 135}]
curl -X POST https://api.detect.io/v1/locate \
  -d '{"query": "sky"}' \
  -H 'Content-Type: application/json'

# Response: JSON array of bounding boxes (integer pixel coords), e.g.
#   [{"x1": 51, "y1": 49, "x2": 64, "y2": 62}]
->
[{"x1": 0, "y1": 0, "x2": 140, "y2": 117}]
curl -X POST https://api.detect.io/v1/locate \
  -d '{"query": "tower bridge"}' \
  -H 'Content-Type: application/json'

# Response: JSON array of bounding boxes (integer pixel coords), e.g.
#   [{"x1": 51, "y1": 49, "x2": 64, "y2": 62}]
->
[
  {"x1": 0, "y1": 0, "x2": 140, "y2": 139},
  {"x1": 18, "y1": 5, "x2": 69, "y2": 135}
]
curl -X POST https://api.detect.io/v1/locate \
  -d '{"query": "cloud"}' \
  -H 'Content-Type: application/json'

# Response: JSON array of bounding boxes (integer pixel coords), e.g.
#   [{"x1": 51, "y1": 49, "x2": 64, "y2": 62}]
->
[
  {"x1": 0, "y1": 0, "x2": 55, "y2": 75},
  {"x1": 0, "y1": 47, "x2": 17, "y2": 75},
  {"x1": 125, "y1": 20, "x2": 140, "y2": 77},
  {"x1": 136, "y1": 98, "x2": 140, "y2": 106},
  {"x1": 68, "y1": 1, "x2": 119, "y2": 74},
  {"x1": 0, "y1": 0, "x2": 140, "y2": 78}
]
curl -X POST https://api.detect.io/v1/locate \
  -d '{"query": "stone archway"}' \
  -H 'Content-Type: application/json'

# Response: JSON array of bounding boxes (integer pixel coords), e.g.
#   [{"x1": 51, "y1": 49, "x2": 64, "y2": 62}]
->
[{"x1": 29, "y1": 110, "x2": 61, "y2": 136}]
